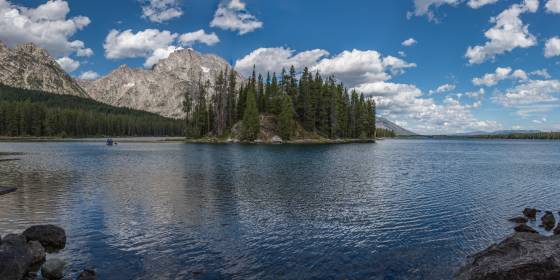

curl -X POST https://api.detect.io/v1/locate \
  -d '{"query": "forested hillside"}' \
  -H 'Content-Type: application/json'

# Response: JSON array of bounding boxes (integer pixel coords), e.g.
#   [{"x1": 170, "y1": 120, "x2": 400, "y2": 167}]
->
[
  {"x1": 474, "y1": 132, "x2": 560, "y2": 140},
  {"x1": 184, "y1": 66, "x2": 377, "y2": 141},
  {"x1": 0, "y1": 85, "x2": 184, "y2": 137}
]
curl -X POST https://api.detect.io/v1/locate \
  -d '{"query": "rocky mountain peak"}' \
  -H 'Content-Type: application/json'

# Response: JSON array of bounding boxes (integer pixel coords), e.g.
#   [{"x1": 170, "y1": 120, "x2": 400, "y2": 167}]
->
[
  {"x1": 81, "y1": 48, "x2": 245, "y2": 119},
  {"x1": 15, "y1": 43, "x2": 51, "y2": 59},
  {"x1": 0, "y1": 41, "x2": 88, "y2": 98}
]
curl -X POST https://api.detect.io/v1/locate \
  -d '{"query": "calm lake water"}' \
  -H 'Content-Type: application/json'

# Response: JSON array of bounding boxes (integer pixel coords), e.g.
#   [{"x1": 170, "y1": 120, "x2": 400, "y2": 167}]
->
[{"x1": 1, "y1": 139, "x2": 560, "y2": 279}]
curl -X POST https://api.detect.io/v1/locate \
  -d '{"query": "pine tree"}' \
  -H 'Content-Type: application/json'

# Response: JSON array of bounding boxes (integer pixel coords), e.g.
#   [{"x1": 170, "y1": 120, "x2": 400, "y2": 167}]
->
[
  {"x1": 279, "y1": 94, "x2": 294, "y2": 140},
  {"x1": 241, "y1": 88, "x2": 260, "y2": 141}
]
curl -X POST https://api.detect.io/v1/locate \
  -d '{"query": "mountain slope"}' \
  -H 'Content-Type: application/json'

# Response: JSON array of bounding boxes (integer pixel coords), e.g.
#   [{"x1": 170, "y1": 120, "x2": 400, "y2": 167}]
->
[
  {"x1": 376, "y1": 117, "x2": 417, "y2": 136},
  {"x1": 80, "y1": 49, "x2": 244, "y2": 119},
  {"x1": 0, "y1": 41, "x2": 88, "y2": 98}
]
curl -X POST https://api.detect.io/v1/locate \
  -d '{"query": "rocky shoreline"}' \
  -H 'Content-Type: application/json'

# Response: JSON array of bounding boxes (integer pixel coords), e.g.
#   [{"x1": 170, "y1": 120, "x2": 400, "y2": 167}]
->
[
  {"x1": 455, "y1": 208, "x2": 560, "y2": 279},
  {"x1": 0, "y1": 225, "x2": 95, "y2": 280},
  {"x1": 184, "y1": 137, "x2": 376, "y2": 144}
]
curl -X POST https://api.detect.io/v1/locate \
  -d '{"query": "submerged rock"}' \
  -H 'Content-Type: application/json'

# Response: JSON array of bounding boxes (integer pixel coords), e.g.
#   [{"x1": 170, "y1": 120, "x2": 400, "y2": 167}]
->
[
  {"x1": 523, "y1": 208, "x2": 537, "y2": 219},
  {"x1": 22, "y1": 225, "x2": 66, "y2": 252},
  {"x1": 41, "y1": 258, "x2": 66, "y2": 280},
  {"x1": 455, "y1": 233, "x2": 560, "y2": 280},
  {"x1": 514, "y1": 224, "x2": 538, "y2": 234},
  {"x1": 541, "y1": 211, "x2": 556, "y2": 231},
  {"x1": 508, "y1": 216, "x2": 528, "y2": 224},
  {"x1": 76, "y1": 268, "x2": 97, "y2": 280}
]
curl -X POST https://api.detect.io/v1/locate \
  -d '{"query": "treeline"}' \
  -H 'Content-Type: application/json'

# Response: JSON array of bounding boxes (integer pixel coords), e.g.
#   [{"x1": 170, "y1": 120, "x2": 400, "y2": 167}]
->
[
  {"x1": 184, "y1": 66, "x2": 376, "y2": 140},
  {"x1": 376, "y1": 128, "x2": 396, "y2": 138},
  {"x1": 0, "y1": 85, "x2": 184, "y2": 137},
  {"x1": 474, "y1": 132, "x2": 560, "y2": 140}
]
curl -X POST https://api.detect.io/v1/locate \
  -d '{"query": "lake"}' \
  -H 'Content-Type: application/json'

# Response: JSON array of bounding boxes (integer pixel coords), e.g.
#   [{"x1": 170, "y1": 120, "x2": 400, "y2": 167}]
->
[{"x1": 1, "y1": 139, "x2": 560, "y2": 279}]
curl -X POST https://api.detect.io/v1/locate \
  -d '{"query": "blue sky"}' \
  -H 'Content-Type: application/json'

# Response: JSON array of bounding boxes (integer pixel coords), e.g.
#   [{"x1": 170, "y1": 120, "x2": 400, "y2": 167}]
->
[{"x1": 1, "y1": 0, "x2": 560, "y2": 134}]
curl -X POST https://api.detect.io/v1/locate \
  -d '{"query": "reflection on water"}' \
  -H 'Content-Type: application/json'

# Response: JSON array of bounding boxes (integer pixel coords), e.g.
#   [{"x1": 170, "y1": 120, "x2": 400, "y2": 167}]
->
[{"x1": 1, "y1": 140, "x2": 560, "y2": 279}]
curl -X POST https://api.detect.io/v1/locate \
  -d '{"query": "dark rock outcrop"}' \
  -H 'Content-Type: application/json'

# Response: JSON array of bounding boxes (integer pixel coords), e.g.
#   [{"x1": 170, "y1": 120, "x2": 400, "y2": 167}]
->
[
  {"x1": 0, "y1": 186, "x2": 17, "y2": 196},
  {"x1": 508, "y1": 216, "x2": 528, "y2": 224},
  {"x1": 41, "y1": 258, "x2": 66, "y2": 280},
  {"x1": 76, "y1": 268, "x2": 97, "y2": 280},
  {"x1": 523, "y1": 208, "x2": 537, "y2": 219},
  {"x1": 0, "y1": 234, "x2": 35, "y2": 280},
  {"x1": 514, "y1": 224, "x2": 538, "y2": 234},
  {"x1": 455, "y1": 233, "x2": 560, "y2": 280},
  {"x1": 541, "y1": 211, "x2": 556, "y2": 231},
  {"x1": 22, "y1": 225, "x2": 66, "y2": 252}
]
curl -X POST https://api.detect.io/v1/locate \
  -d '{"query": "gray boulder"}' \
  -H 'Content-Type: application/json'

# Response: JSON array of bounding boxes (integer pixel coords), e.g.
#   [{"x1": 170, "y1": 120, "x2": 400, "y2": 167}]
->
[
  {"x1": 523, "y1": 208, "x2": 537, "y2": 219},
  {"x1": 0, "y1": 234, "x2": 34, "y2": 280},
  {"x1": 41, "y1": 258, "x2": 66, "y2": 280},
  {"x1": 22, "y1": 225, "x2": 66, "y2": 252},
  {"x1": 455, "y1": 233, "x2": 560, "y2": 280},
  {"x1": 541, "y1": 211, "x2": 556, "y2": 231},
  {"x1": 27, "y1": 241, "x2": 45, "y2": 265}
]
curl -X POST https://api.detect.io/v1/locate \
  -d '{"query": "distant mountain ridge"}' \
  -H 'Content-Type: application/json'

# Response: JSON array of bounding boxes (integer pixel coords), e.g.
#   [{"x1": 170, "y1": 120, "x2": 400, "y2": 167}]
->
[
  {"x1": 376, "y1": 117, "x2": 417, "y2": 136},
  {"x1": 0, "y1": 41, "x2": 88, "y2": 98}
]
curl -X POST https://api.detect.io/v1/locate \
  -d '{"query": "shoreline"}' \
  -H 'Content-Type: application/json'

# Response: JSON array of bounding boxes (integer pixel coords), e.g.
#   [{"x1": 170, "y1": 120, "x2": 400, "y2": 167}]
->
[
  {"x1": 0, "y1": 136, "x2": 377, "y2": 144},
  {"x1": 184, "y1": 138, "x2": 377, "y2": 144}
]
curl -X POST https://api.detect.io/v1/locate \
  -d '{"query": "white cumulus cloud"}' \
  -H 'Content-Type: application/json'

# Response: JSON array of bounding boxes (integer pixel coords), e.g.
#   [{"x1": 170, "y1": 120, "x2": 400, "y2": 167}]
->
[
  {"x1": 141, "y1": 0, "x2": 183, "y2": 23},
  {"x1": 0, "y1": 0, "x2": 91, "y2": 58},
  {"x1": 313, "y1": 50, "x2": 416, "y2": 87},
  {"x1": 210, "y1": 0, "x2": 263, "y2": 35},
  {"x1": 104, "y1": 28, "x2": 212, "y2": 68},
  {"x1": 234, "y1": 47, "x2": 330, "y2": 77},
  {"x1": 472, "y1": 67, "x2": 528, "y2": 86},
  {"x1": 402, "y1": 38, "x2": 417, "y2": 47},
  {"x1": 179, "y1": 29, "x2": 220, "y2": 46},
  {"x1": 494, "y1": 79, "x2": 560, "y2": 107},
  {"x1": 56, "y1": 56, "x2": 79, "y2": 73},
  {"x1": 104, "y1": 29, "x2": 178, "y2": 59},
  {"x1": 410, "y1": 0, "x2": 499, "y2": 21},
  {"x1": 545, "y1": 37, "x2": 560, "y2": 58},
  {"x1": 465, "y1": 0, "x2": 538, "y2": 64},
  {"x1": 409, "y1": 0, "x2": 461, "y2": 21},
  {"x1": 545, "y1": 0, "x2": 560, "y2": 13},
  {"x1": 429, "y1": 83, "x2": 456, "y2": 94},
  {"x1": 467, "y1": 0, "x2": 499, "y2": 9},
  {"x1": 79, "y1": 71, "x2": 100, "y2": 80}
]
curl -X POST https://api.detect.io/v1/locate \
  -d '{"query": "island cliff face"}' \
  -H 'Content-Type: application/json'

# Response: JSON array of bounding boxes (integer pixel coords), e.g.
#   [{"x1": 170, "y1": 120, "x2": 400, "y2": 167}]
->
[
  {"x1": 0, "y1": 42, "x2": 88, "y2": 98},
  {"x1": 79, "y1": 49, "x2": 244, "y2": 119}
]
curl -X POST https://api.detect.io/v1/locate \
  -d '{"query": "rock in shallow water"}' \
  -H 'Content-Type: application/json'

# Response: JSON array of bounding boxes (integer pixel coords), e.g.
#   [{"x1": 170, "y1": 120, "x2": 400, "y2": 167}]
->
[
  {"x1": 508, "y1": 216, "x2": 528, "y2": 224},
  {"x1": 514, "y1": 224, "x2": 538, "y2": 234},
  {"x1": 455, "y1": 233, "x2": 560, "y2": 280},
  {"x1": 76, "y1": 268, "x2": 97, "y2": 280},
  {"x1": 41, "y1": 258, "x2": 66, "y2": 280},
  {"x1": 541, "y1": 211, "x2": 556, "y2": 231},
  {"x1": 22, "y1": 225, "x2": 66, "y2": 253},
  {"x1": 523, "y1": 208, "x2": 537, "y2": 219}
]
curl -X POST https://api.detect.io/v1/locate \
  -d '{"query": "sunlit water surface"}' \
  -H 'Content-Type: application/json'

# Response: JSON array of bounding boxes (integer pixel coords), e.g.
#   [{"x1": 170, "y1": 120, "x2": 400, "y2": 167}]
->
[{"x1": 1, "y1": 139, "x2": 560, "y2": 279}]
